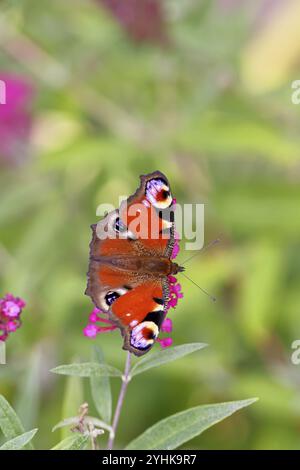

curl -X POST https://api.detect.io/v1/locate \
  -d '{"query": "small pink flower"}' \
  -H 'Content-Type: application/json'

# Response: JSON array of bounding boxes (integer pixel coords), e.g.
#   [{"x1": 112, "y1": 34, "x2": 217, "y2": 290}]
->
[
  {"x1": 161, "y1": 318, "x2": 172, "y2": 333},
  {"x1": 89, "y1": 308, "x2": 101, "y2": 323},
  {"x1": 83, "y1": 324, "x2": 99, "y2": 338},
  {"x1": 158, "y1": 337, "x2": 173, "y2": 348},
  {"x1": 167, "y1": 276, "x2": 184, "y2": 311},
  {"x1": 2, "y1": 301, "x2": 21, "y2": 318},
  {"x1": 6, "y1": 320, "x2": 20, "y2": 332},
  {"x1": 83, "y1": 308, "x2": 117, "y2": 339},
  {"x1": 0, "y1": 293, "x2": 26, "y2": 342}
]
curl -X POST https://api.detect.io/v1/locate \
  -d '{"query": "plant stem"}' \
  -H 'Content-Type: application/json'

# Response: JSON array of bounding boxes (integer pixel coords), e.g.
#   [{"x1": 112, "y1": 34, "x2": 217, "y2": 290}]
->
[{"x1": 107, "y1": 351, "x2": 132, "y2": 450}]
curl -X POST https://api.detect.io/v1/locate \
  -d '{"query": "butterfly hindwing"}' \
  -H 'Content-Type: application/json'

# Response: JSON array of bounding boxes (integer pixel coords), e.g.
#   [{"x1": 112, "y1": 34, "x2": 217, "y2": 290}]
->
[{"x1": 111, "y1": 280, "x2": 169, "y2": 356}]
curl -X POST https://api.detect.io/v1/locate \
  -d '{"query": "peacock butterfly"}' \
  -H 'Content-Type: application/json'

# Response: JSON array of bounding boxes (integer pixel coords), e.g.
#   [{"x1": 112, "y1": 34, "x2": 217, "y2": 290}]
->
[{"x1": 85, "y1": 171, "x2": 183, "y2": 356}]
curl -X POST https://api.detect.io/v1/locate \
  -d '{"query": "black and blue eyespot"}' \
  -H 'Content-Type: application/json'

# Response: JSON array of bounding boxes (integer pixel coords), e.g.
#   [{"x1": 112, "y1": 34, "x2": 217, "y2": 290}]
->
[
  {"x1": 113, "y1": 217, "x2": 126, "y2": 233},
  {"x1": 145, "y1": 178, "x2": 173, "y2": 209},
  {"x1": 101, "y1": 287, "x2": 129, "y2": 311},
  {"x1": 112, "y1": 216, "x2": 137, "y2": 241},
  {"x1": 105, "y1": 291, "x2": 120, "y2": 306}
]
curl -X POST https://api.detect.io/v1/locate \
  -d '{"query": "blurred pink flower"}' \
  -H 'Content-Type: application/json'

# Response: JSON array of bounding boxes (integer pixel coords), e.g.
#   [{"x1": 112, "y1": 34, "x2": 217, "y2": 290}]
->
[
  {"x1": 161, "y1": 317, "x2": 172, "y2": 334},
  {"x1": 83, "y1": 323, "x2": 99, "y2": 338},
  {"x1": 158, "y1": 337, "x2": 173, "y2": 348},
  {"x1": 97, "y1": 0, "x2": 168, "y2": 45},
  {"x1": 0, "y1": 293, "x2": 26, "y2": 341},
  {"x1": 0, "y1": 73, "x2": 34, "y2": 167},
  {"x1": 83, "y1": 307, "x2": 117, "y2": 338}
]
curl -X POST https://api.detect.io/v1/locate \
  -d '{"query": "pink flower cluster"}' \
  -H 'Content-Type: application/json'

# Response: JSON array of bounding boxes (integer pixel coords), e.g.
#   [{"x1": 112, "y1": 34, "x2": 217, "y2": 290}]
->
[
  {"x1": 167, "y1": 275, "x2": 184, "y2": 310},
  {"x1": 83, "y1": 307, "x2": 175, "y2": 349},
  {"x1": 157, "y1": 317, "x2": 173, "y2": 348},
  {"x1": 0, "y1": 73, "x2": 34, "y2": 167},
  {"x1": 158, "y1": 234, "x2": 184, "y2": 348},
  {"x1": 0, "y1": 293, "x2": 26, "y2": 341},
  {"x1": 83, "y1": 308, "x2": 117, "y2": 338}
]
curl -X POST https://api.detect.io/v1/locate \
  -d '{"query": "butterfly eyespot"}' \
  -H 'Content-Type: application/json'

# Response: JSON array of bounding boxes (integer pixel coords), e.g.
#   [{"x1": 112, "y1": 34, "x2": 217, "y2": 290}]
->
[
  {"x1": 99, "y1": 287, "x2": 129, "y2": 311},
  {"x1": 113, "y1": 217, "x2": 126, "y2": 233},
  {"x1": 146, "y1": 178, "x2": 173, "y2": 209},
  {"x1": 105, "y1": 291, "x2": 120, "y2": 306},
  {"x1": 130, "y1": 321, "x2": 159, "y2": 351},
  {"x1": 111, "y1": 215, "x2": 137, "y2": 241}
]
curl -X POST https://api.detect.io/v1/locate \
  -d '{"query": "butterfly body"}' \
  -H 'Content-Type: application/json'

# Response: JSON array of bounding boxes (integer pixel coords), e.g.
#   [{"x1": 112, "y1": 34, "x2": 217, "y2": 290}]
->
[
  {"x1": 86, "y1": 171, "x2": 182, "y2": 356},
  {"x1": 91, "y1": 254, "x2": 181, "y2": 276}
]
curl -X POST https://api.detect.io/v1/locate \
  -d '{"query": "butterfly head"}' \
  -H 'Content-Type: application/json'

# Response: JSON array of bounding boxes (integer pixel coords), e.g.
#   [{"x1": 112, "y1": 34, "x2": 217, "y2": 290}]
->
[{"x1": 170, "y1": 262, "x2": 185, "y2": 275}]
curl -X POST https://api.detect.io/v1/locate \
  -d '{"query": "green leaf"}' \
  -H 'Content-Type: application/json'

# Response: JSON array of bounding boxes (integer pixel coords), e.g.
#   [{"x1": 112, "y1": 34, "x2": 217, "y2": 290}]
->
[
  {"x1": 125, "y1": 398, "x2": 258, "y2": 450},
  {"x1": 90, "y1": 346, "x2": 112, "y2": 423},
  {"x1": 61, "y1": 358, "x2": 84, "y2": 440},
  {"x1": 0, "y1": 429, "x2": 38, "y2": 450},
  {"x1": 130, "y1": 343, "x2": 208, "y2": 377},
  {"x1": 51, "y1": 362, "x2": 122, "y2": 378},
  {"x1": 51, "y1": 434, "x2": 89, "y2": 450},
  {"x1": 0, "y1": 395, "x2": 33, "y2": 450}
]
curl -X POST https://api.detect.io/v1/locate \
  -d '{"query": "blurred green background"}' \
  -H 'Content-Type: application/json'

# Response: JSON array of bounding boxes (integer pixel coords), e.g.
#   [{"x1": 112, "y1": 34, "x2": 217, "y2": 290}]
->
[{"x1": 1, "y1": 0, "x2": 300, "y2": 450}]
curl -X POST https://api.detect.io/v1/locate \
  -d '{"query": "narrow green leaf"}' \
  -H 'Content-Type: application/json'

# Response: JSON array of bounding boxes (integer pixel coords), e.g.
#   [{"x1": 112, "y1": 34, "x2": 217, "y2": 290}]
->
[
  {"x1": 51, "y1": 362, "x2": 122, "y2": 378},
  {"x1": 0, "y1": 429, "x2": 38, "y2": 450},
  {"x1": 0, "y1": 395, "x2": 33, "y2": 450},
  {"x1": 90, "y1": 346, "x2": 112, "y2": 423},
  {"x1": 51, "y1": 434, "x2": 89, "y2": 450},
  {"x1": 131, "y1": 343, "x2": 208, "y2": 377},
  {"x1": 52, "y1": 417, "x2": 80, "y2": 432},
  {"x1": 125, "y1": 398, "x2": 258, "y2": 450},
  {"x1": 61, "y1": 360, "x2": 84, "y2": 440}
]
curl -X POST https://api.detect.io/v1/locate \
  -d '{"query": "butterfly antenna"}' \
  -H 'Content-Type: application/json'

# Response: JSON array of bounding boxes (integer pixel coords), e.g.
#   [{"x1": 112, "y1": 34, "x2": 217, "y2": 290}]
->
[
  {"x1": 181, "y1": 236, "x2": 222, "y2": 266},
  {"x1": 181, "y1": 272, "x2": 217, "y2": 303}
]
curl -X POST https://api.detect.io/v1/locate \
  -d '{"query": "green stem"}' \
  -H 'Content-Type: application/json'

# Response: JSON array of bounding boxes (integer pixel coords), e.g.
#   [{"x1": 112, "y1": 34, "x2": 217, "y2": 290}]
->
[{"x1": 107, "y1": 352, "x2": 131, "y2": 450}]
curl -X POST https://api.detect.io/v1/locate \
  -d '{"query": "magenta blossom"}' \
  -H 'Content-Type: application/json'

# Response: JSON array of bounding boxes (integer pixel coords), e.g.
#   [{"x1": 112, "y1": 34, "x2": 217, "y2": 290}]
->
[
  {"x1": 0, "y1": 293, "x2": 26, "y2": 341},
  {"x1": 157, "y1": 318, "x2": 173, "y2": 349},
  {"x1": 167, "y1": 275, "x2": 184, "y2": 310},
  {"x1": 157, "y1": 337, "x2": 173, "y2": 348},
  {"x1": 0, "y1": 73, "x2": 34, "y2": 167},
  {"x1": 83, "y1": 307, "x2": 175, "y2": 350},
  {"x1": 83, "y1": 308, "x2": 117, "y2": 338},
  {"x1": 161, "y1": 317, "x2": 172, "y2": 333}
]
